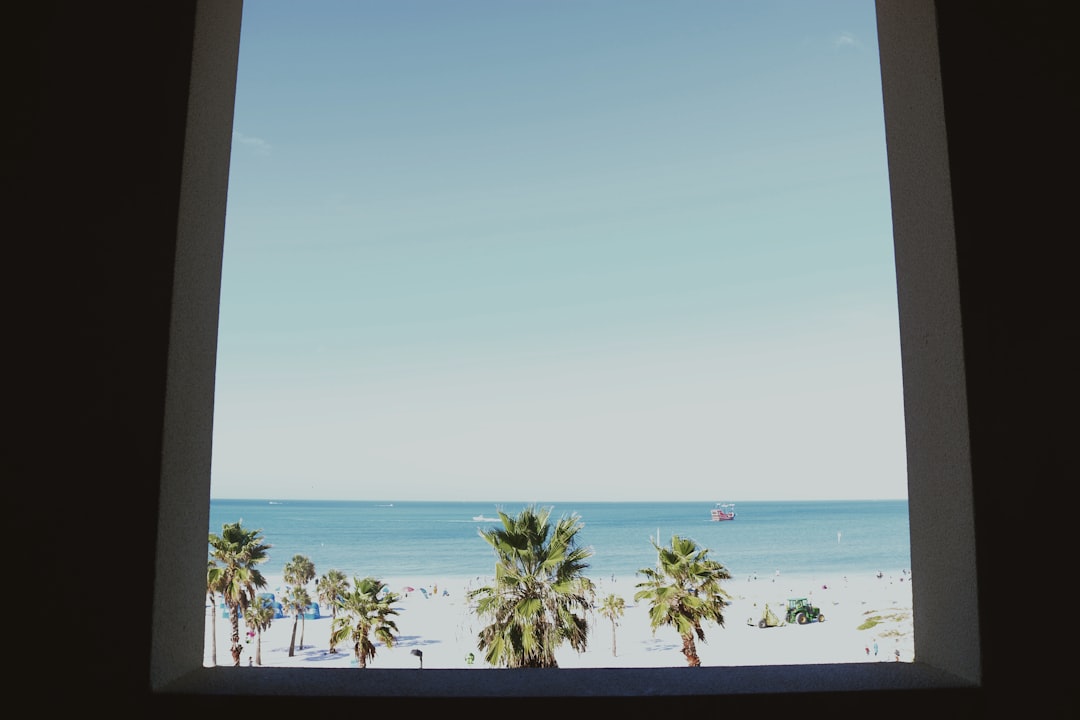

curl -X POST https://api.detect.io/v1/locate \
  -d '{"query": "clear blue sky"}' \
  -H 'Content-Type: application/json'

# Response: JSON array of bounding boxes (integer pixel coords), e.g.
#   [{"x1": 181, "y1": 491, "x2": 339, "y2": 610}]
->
[{"x1": 210, "y1": 0, "x2": 907, "y2": 502}]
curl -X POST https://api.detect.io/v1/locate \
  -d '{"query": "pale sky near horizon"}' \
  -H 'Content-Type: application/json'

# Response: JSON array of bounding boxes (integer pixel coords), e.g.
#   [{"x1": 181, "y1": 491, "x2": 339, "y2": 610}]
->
[{"x1": 210, "y1": 0, "x2": 907, "y2": 503}]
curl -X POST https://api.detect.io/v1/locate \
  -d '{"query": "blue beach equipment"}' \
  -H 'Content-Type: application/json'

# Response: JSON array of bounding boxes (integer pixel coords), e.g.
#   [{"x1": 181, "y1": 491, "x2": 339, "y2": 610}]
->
[
  {"x1": 258, "y1": 593, "x2": 286, "y2": 618},
  {"x1": 220, "y1": 604, "x2": 242, "y2": 619}
]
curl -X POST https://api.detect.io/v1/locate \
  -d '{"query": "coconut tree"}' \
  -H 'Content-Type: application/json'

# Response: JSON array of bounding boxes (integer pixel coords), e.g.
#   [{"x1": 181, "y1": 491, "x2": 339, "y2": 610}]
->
[
  {"x1": 599, "y1": 593, "x2": 626, "y2": 657},
  {"x1": 634, "y1": 534, "x2": 732, "y2": 667},
  {"x1": 207, "y1": 521, "x2": 271, "y2": 666},
  {"x1": 316, "y1": 569, "x2": 349, "y2": 653},
  {"x1": 331, "y1": 576, "x2": 400, "y2": 668},
  {"x1": 206, "y1": 559, "x2": 222, "y2": 666},
  {"x1": 284, "y1": 554, "x2": 316, "y2": 653},
  {"x1": 246, "y1": 594, "x2": 276, "y2": 666},
  {"x1": 284, "y1": 585, "x2": 312, "y2": 657},
  {"x1": 467, "y1": 504, "x2": 595, "y2": 668}
]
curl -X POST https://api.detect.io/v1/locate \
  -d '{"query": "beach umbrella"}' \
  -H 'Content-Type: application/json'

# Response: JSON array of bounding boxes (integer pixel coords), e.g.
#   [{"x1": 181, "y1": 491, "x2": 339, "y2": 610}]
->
[
  {"x1": 410, "y1": 649, "x2": 423, "y2": 669},
  {"x1": 403, "y1": 586, "x2": 415, "y2": 592}
]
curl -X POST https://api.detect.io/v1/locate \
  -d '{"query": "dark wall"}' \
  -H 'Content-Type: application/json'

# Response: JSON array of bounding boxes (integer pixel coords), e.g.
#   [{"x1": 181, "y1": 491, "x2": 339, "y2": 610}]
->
[
  {"x1": 20, "y1": 0, "x2": 1071, "y2": 715},
  {"x1": 935, "y1": 0, "x2": 1073, "y2": 707},
  {"x1": 22, "y1": 0, "x2": 195, "y2": 707}
]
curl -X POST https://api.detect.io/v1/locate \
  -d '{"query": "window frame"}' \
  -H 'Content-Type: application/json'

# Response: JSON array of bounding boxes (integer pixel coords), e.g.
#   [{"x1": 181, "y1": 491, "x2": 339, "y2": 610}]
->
[{"x1": 151, "y1": 0, "x2": 980, "y2": 699}]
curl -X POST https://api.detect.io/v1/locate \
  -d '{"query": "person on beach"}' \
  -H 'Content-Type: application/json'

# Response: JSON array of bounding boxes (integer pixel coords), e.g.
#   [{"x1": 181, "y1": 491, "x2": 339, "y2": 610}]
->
[{"x1": 873, "y1": 640, "x2": 879, "y2": 657}]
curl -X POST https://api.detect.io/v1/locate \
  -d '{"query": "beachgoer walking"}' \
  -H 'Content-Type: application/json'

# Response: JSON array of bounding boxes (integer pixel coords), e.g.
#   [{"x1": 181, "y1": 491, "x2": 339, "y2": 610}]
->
[
  {"x1": 873, "y1": 641, "x2": 879, "y2": 656},
  {"x1": 895, "y1": 649, "x2": 901, "y2": 662},
  {"x1": 865, "y1": 646, "x2": 870, "y2": 656}
]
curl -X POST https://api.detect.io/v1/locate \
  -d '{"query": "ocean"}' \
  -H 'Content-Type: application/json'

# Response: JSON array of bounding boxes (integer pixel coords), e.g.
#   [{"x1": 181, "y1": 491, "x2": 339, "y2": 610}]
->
[{"x1": 208, "y1": 499, "x2": 911, "y2": 585}]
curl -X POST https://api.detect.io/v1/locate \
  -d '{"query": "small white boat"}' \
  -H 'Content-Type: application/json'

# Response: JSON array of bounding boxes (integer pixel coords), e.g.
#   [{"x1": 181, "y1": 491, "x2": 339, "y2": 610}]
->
[
  {"x1": 473, "y1": 514, "x2": 499, "y2": 522},
  {"x1": 710, "y1": 503, "x2": 736, "y2": 521}
]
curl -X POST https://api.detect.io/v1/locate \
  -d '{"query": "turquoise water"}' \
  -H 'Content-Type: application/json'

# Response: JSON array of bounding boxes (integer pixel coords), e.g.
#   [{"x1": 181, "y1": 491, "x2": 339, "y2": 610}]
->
[{"x1": 208, "y1": 499, "x2": 910, "y2": 583}]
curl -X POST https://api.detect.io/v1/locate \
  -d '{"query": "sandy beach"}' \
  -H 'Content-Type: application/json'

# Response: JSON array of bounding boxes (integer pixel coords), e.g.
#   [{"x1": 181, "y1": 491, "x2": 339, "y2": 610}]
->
[{"x1": 205, "y1": 569, "x2": 914, "y2": 670}]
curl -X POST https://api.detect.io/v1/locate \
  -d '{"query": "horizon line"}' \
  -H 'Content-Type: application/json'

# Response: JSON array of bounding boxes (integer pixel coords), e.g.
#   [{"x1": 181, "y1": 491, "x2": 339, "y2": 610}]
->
[{"x1": 209, "y1": 496, "x2": 909, "y2": 503}]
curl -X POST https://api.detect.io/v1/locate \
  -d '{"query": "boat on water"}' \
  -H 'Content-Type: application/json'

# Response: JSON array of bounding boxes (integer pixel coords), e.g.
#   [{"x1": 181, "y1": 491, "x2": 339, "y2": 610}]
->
[
  {"x1": 710, "y1": 503, "x2": 736, "y2": 521},
  {"x1": 473, "y1": 514, "x2": 500, "y2": 522}
]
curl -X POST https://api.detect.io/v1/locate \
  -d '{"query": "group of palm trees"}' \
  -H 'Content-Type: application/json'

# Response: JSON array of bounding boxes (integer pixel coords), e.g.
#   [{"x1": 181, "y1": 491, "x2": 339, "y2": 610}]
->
[
  {"x1": 207, "y1": 505, "x2": 732, "y2": 669},
  {"x1": 207, "y1": 523, "x2": 400, "y2": 669}
]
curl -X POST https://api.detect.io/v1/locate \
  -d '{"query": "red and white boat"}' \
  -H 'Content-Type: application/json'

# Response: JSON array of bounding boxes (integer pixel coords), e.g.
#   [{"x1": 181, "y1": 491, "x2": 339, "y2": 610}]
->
[{"x1": 710, "y1": 503, "x2": 736, "y2": 521}]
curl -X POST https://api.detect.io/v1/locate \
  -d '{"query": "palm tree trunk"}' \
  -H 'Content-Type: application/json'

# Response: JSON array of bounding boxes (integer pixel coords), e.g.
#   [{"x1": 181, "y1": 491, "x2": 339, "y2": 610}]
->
[
  {"x1": 681, "y1": 634, "x2": 701, "y2": 667},
  {"x1": 230, "y1": 609, "x2": 243, "y2": 666},
  {"x1": 208, "y1": 591, "x2": 218, "y2": 666},
  {"x1": 610, "y1": 619, "x2": 617, "y2": 657},
  {"x1": 256, "y1": 631, "x2": 263, "y2": 665},
  {"x1": 300, "y1": 614, "x2": 306, "y2": 650},
  {"x1": 289, "y1": 615, "x2": 299, "y2": 656}
]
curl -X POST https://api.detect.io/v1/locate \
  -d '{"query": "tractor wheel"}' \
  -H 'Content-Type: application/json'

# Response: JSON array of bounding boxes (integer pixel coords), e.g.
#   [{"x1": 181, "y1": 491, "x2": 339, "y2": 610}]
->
[
  {"x1": 797, "y1": 613, "x2": 808, "y2": 625},
  {"x1": 759, "y1": 620, "x2": 768, "y2": 629},
  {"x1": 818, "y1": 614, "x2": 825, "y2": 622}
]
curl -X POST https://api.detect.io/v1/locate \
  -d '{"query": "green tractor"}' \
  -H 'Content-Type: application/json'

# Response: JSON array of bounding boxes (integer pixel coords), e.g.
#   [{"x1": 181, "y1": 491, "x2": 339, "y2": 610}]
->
[{"x1": 784, "y1": 597, "x2": 824, "y2": 625}]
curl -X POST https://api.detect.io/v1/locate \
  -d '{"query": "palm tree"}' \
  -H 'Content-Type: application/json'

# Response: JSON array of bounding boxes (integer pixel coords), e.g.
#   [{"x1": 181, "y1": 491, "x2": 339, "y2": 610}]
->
[
  {"x1": 467, "y1": 504, "x2": 595, "y2": 668},
  {"x1": 599, "y1": 593, "x2": 626, "y2": 657},
  {"x1": 634, "y1": 534, "x2": 732, "y2": 667},
  {"x1": 207, "y1": 521, "x2": 271, "y2": 666},
  {"x1": 316, "y1": 569, "x2": 349, "y2": 653},
  {"x1": 284, "y1": 585, "x2": 312, "y2": 657},
  {"x1": 284, "y1": 554, "x2": 316, "y2": 653},
  {"x1": 246, "y1": 594, "x2": 276, "y2": 666},
  {"x1": 331, "y1": 576, "x2": 400, "y2": 668},
  {"x1": 206, "y1": 559, "x2": 222, "y2": 666}
]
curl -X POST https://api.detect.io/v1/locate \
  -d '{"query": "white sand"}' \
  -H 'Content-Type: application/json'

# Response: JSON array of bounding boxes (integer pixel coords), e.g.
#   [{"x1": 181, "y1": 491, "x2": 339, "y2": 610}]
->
[{"x1": 205, "y1": 570, "x2": 914, "y2": 669}]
